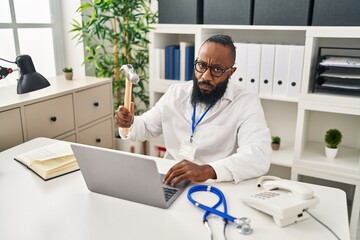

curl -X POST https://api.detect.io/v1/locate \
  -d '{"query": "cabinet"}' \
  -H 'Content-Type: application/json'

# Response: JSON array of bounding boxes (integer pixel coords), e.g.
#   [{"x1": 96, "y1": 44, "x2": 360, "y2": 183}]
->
[
  {"x1": 148, "y1": 24, "x2": 360, "y2": 240},
  {"x1": 0, "y1": 76, "x2": 114, "y2": 151}
]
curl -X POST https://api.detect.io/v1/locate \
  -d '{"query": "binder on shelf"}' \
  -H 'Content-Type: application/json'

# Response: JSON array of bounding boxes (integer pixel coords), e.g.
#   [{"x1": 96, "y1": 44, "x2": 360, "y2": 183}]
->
[
  {"x1": 174, "y1": 48, "x2": 180, "y2": 80},
  {"x1": 259, "y1": 44, "x2": 276, "y2": 96},
  {"x1": 185, "y1": 45, "x2": 195, "y2": 81},
  {"x1": 165, "y1": 45, "x2": 179, "y2": 80},
  {"x1": 273, "y1": 44, "x2": 290, "y2": 97},
  {"x1": 246, "y1": 43, "x2": 262, "y2": 94},
  {"x1": 154, "y1": 48, "x2": 165, "y2": 79},
  {"x1": 180, "y1": 42, "x2": 194, "y2": 81},
  {"x1": 286, "y1": 45, "x2": 304, "y2": 98},
  {"x1": 232, "y1": 43, "x2": 248, "y2": 89}
]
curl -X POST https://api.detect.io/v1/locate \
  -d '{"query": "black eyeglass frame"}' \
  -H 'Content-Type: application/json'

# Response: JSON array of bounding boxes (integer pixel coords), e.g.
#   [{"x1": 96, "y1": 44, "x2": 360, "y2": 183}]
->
[{"x1": 193, "y1": 60, "x2": 233, "y2": 78}]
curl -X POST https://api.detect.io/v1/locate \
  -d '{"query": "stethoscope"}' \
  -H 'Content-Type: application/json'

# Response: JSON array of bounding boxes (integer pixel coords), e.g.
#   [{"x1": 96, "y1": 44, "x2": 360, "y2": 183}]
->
[{"x1": 187, "y1": 185, "x2": 253, "y2": 240}]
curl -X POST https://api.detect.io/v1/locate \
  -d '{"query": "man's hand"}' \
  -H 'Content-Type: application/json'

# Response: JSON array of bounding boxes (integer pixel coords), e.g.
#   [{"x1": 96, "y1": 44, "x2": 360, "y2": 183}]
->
[
  {"x1": 163, "y1": 160, "x2": 217, "y2": 186},
  {"x1": 115, "y1": 102, "x2": 134, "y2": 128}
]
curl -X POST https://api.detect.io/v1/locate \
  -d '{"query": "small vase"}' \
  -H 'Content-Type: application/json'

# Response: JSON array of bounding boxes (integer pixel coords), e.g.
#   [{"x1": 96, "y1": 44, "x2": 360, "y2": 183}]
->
[
  {"x1": 64, "y1": 72, "x2": 73, "y2": 80},
  {"x1": 271, "y1": 143, "x2": 280, "y2": 151},
  {"x1": 325, "y1": 147, "x2": 338, "y2": 160}
]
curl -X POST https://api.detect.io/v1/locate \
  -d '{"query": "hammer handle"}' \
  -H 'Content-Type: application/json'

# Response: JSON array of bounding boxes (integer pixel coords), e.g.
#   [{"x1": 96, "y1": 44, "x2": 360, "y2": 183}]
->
[{"x1": 123, "y1": 80, "x2": 132, "y2": 136}]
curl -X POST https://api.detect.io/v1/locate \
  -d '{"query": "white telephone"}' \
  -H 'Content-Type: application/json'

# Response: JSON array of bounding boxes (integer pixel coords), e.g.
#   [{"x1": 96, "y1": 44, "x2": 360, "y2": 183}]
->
[{"x1": 241, "y1": 176, "x2": 319, "y2": 227}]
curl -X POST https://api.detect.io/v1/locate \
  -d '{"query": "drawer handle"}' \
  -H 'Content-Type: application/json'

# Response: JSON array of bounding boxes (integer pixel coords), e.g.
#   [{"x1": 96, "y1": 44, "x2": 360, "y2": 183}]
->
[
  {"x1": 96, "y1": 138, "x2": 101, "y2": 143},
  {"x1": 50, "y1": 116, "x2": 57, "y2": 122},
  {"x1": 93, "y1": 102, "x2": 99, "y2": 107}
]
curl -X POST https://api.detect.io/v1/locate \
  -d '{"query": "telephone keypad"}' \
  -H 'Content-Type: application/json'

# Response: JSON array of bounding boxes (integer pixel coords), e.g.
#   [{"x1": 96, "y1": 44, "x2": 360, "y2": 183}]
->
[{"x1": 252, "y1": 191, "x2": 280, "y2": 200}]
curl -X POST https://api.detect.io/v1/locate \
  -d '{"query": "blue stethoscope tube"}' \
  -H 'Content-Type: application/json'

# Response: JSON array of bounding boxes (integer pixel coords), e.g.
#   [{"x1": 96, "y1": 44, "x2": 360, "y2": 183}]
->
[{"x1": 187, "y1": 185, "x2": 236, "y2": 223}]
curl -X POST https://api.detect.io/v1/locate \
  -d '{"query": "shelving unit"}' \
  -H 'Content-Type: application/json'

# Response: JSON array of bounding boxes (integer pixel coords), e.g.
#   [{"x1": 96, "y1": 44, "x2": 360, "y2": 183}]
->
[{"x1": 148, "y1": 24, "x2": 360, "y2": 239}]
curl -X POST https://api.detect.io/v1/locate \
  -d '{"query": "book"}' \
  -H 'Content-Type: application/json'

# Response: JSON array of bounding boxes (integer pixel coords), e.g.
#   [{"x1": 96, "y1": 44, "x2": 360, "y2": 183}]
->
[{"x1": 14, "y1": 141, "x2": 79, "y2": 180}]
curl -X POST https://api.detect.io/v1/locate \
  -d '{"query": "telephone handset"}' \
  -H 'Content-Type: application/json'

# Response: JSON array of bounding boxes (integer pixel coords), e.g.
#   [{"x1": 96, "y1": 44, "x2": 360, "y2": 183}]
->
[{"x1": 241, "y1": 176, "x2": 319, "y2": 227}]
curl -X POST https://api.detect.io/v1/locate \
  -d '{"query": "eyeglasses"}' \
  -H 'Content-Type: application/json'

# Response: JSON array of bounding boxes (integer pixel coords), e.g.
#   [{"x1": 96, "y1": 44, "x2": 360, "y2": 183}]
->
[{"x1": 194, "y1": 60, "x2": 232, "y2": 77}]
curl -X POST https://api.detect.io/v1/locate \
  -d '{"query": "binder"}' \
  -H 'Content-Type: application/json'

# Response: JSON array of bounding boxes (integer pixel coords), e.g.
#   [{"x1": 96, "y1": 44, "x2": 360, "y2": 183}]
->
[
  {"x1": 174, "y1": 48, "x2": 180, "y2": 80},
  {"x1": 246, "y1": 44, "x2": 262, "y2": 93},
  {"x1": 273, "y1": 45, "x2": 290, "y2": 97},
  {"x1": 165, "y1": 45, "x2": 179, "y2": 80},
  {"x1": 232, "y1": 43, "x2": 248, "y2": 88},
  {"x1": 259, "y1": 44, "x2": 276, "y2": 96},
  {"x1": 179, "y1": 42, "x2": 194, "y2": 80},
  {"x1": 154, "y1": 48, "x2": 165, "y2": 79},
  {"x1": 185, "y1": 46, "x2": 195, "y2": 81},
  {"x1": 286, "y1": 45, "x2": 304, "y2": 98}
]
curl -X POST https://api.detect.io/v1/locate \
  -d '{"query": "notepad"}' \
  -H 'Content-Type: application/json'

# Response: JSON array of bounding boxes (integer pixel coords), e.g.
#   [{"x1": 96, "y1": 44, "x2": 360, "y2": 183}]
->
[{"x1": 14, "y1": 141, "x2": 79, "y2": 180}]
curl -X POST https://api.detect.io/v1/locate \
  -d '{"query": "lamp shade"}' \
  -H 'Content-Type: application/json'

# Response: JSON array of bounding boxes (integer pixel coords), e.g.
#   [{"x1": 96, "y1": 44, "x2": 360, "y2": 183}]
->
[{"x1": 16, "y1": 55, "x2": 50, "y2": 94}]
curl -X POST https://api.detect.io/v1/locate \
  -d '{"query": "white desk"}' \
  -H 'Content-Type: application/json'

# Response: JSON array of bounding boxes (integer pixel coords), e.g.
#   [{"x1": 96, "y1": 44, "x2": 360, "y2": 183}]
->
[{"x1": 0, "y1": 138, "x2": 350, "y2": 240}]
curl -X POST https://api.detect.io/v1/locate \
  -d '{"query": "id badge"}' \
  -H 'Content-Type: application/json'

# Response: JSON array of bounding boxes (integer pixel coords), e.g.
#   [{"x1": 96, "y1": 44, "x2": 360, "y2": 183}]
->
[{"x1": 178, "y1": 140, "x2": 197, "y2": 161}]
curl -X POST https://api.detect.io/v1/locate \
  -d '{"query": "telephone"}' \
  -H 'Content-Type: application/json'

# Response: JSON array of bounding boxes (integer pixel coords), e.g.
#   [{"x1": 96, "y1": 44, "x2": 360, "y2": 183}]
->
[{"x1": 241, "y1": 176, "x2": 319, "y2": 227}]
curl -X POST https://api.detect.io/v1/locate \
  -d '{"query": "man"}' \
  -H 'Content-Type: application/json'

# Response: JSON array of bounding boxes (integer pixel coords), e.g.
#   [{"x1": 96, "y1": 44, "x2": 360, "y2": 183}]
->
[{"x1": 115, "y1": 34, "x2": 271, "y2": 186}]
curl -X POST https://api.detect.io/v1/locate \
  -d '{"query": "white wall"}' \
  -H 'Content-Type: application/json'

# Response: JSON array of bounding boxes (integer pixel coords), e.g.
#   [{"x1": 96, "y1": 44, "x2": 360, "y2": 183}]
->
[{"x1": 60, "y1": 0, "x2": 85, "y2": 77}]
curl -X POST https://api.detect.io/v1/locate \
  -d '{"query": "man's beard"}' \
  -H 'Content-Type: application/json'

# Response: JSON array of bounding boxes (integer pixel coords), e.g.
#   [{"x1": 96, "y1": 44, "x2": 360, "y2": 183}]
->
[{"x1": 191, "y1": 76, "x2": 229, "y2": 107}]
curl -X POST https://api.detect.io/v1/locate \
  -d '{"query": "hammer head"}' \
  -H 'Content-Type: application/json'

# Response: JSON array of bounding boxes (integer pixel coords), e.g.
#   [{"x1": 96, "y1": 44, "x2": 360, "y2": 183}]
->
[{"x1": 120, "y1": 64, "x2": 139, "y2": 84}]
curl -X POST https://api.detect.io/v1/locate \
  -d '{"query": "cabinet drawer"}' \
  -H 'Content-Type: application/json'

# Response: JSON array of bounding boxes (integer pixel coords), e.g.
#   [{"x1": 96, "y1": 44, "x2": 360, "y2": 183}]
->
[
  {"x1": 0, "y1": 108, "x2": 24, "y2": 151},
  {"x1": 77, "y1": 118, "x2": 113, "y2": 149},
  {"x1": 75, "y1": 84, "x2": 112, "y2": 127},
  {"x1": 25, "y1": 94, "x2": 75, "y2": 139}
]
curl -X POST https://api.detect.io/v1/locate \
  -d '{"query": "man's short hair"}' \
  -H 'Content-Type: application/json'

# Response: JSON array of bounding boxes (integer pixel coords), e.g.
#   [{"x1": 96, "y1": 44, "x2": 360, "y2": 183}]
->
[{"x1": 203, "y1": 34, "x2": 236, "y2": 63}]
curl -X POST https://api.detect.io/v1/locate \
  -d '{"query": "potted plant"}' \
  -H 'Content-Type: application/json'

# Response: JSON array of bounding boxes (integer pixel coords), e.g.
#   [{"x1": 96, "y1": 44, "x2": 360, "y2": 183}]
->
[
  {"x1": 70, "y1": 0, "x2": 157, "y2": 115},
  {"x1": 271, "y1": 136, "x2": 281, "y2": 151},
  {"x1": 62, "y1": 67, "x2": 73, "y2": 80},
  {"x1": 324, "y1": 129, "x2": 342, "y2": 160}
]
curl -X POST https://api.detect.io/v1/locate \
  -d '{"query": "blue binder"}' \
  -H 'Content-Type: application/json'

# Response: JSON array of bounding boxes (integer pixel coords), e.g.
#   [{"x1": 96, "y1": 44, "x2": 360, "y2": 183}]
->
[
  {"x1": 185, "y1": 46, "x2": 195, "y2": 80},
  {"x1": 174, "y1": 48, "x2": 180, "y2": 80},
  {"x1": 165, "y1": 45, "x2": 179, "y2": 80}
]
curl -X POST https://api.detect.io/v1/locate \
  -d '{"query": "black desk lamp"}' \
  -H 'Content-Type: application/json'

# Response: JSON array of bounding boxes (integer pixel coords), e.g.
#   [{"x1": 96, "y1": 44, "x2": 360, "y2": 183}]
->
[{"x1": 0, "y1": 55, "x2": 50, "y2": 94}]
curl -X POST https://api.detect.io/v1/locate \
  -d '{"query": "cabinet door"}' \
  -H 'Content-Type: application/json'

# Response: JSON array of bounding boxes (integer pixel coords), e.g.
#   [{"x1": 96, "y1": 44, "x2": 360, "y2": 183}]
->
[
  {"x1": 75, "y1": 84, "x2": 112, "y2": 127},
  {"x1": 77, "y1": 118, "x2": 113, "y2": 149},
  {"x1": 0, "y1": 108, "x2": 24, "y2": 151},
  {"x1": 24, "y1": 94, "x2": 75, "y2": 139}
]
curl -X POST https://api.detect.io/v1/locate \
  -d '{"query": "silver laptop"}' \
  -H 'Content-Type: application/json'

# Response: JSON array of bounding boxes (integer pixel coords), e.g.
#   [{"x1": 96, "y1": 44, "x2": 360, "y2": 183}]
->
[{"x1": 71, "y1": 144, "x2": 190, "y2": 209}]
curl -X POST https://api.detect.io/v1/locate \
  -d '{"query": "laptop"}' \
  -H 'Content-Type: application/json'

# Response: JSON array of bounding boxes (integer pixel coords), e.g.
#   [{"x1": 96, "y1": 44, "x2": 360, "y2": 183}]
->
[{"x1": 71, "y1": 144, "x2": 190, "y2": 209}]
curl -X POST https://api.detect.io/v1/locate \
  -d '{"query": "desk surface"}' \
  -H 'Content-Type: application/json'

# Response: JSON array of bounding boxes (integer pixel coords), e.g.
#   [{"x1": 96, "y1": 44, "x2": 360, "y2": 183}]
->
[{"x1": 0, "y1": 138, "x2": 350, "y2": 240}]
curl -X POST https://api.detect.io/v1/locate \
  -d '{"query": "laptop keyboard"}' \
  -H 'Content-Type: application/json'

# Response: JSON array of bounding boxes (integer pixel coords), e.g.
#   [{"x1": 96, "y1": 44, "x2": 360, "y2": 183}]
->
[{"x1": 162, "y1": 187, "x2": 178, "y2": 202}]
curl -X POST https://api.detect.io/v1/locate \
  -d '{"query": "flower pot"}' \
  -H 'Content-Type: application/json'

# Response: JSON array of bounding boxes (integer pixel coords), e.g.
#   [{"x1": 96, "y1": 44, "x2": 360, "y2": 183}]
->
[
  {"x1": 64, "y1": 72, "x2": 73, "y2": 80},
  {"x1": 325, "y1": 146, "x2": 338, "y2": 160},
  {"x1": 271, "y1": 143, "x2": 280, "y2": 151}
]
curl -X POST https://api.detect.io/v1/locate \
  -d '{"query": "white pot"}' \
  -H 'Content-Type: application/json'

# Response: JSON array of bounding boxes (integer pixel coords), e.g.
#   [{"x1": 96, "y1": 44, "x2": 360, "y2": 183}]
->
[{"x1": 325, "y1": 147, "x2": 338, "y2": 160}]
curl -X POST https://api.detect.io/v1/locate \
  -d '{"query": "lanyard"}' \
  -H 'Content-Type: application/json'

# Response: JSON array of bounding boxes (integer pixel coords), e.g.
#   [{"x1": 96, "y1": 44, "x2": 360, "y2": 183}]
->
[{"x1": 191, "y1": 105, "x2": 211, "y2": 143}]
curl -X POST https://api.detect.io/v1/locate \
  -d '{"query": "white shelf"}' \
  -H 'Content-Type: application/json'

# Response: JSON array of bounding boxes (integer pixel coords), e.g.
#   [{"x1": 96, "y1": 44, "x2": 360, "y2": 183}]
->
[
  {"x1": 298, "y1": 142, "x2": 360, "y2": 178},
  {"x1": 271, "y1": 141, "x2": 294, "y2": 167}
]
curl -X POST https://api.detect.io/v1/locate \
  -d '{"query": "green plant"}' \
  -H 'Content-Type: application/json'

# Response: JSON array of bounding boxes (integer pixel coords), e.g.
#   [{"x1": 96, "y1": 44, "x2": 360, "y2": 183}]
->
[
  {"x1": 62, "y1": 67, "x2": 73, "y2": 72},
  {"x1": 70, "y1": 0, "x2": 157, "y2": 114},
  {"x1": 325, "y1": 129, "x2": 342, "y2": 149},
  {"x1": 272, "y1": 136, "x2": 281, "y2": 144}
]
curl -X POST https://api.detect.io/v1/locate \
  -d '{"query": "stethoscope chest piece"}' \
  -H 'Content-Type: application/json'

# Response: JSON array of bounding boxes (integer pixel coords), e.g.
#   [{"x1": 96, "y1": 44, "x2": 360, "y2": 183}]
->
[{"x1": 236, "y1": 217, "x2": 253, "y2": 235}]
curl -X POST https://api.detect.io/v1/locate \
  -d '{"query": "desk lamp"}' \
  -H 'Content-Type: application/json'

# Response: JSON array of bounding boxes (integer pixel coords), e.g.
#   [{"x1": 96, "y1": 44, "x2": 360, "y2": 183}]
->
[{"x1": 0, "y1": 55, "x2": 50, "y2": 94}]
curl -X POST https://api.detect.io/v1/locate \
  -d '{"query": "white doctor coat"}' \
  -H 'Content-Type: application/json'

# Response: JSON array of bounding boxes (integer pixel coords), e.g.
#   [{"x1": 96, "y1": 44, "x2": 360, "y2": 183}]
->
[{"x1": 120, "y1": 80, "x2": 271, "y2": 183}]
